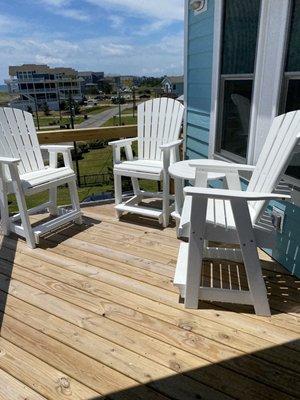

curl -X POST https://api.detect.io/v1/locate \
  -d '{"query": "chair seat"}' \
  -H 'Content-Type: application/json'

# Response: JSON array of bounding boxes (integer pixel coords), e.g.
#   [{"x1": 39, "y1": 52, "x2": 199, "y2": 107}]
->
[
  {"x1": 7, "y1": 167, "x2": 75, "y2": 193},
  {"x1": 114, "y1": 159, "x2": 164, "y2": 180},
  {"x1": 180, "y1": 195, "x2": 256, "y2": 231}
]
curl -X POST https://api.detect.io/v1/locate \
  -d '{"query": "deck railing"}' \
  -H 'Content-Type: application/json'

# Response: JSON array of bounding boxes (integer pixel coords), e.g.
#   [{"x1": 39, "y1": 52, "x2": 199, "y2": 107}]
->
[
  {"x1": 37, "y1": 125, "x2": 138, "y2": 190},
  {"x1": 37, "y1": 124, "x2": 137, "y2": 144}
]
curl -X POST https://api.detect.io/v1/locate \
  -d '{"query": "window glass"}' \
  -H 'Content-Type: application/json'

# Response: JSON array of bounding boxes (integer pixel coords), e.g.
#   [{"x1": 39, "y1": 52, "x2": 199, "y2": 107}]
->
[
  {"x1": 282, "y1": 1, "x2": 300, "y2": 180},
  {"x1": 286, "y1": 0, "x2": 300, "y2": 72},
  {"x1": 222, "y1": 0, "x2": 260, "y2": 74},
  {"x1": 221, "y1": 80, "x2": 253, "y2": 158},
  {"x1": 218, "y1": 0, "x2": 260, "y2": 159}
]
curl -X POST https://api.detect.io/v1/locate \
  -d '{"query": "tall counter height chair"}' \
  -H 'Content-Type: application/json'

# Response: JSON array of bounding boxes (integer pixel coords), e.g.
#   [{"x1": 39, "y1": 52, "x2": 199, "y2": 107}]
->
[
  {"x1": 109, "y1": 98, "x2": 185, "y2": 227},
  {"x1": 0, "y1": 107, "x2": 82, "y2": 248}
]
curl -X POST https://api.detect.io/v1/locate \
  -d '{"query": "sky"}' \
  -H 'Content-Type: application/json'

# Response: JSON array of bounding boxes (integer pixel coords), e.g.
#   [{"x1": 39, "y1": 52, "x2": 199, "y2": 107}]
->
[{"x1": 0, "y1": 0, "x2": 184, "y2": 83}]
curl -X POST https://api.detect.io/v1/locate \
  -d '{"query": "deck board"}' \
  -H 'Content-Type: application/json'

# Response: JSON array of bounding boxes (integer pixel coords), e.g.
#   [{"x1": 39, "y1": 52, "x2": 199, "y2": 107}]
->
[{"x1": 0, "y1": 203, "x2": 299, "y2": 400}]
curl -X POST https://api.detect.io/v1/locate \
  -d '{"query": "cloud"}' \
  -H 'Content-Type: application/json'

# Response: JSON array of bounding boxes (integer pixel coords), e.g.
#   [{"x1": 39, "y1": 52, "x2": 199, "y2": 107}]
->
[
  {"x1": 0, "y1": 31, "x2": 183, "y2": 82},
  {"x1": 35, "y1": 54, "x2": 65, "y2": 64},
  {"x1": 0, "y1": 14, "x2": 29, "y2": 34},
  {"x1": 53, "y1": 8, "x2": 90, "y2": 21},
  {"x1": 87, "y1": 0, "x2": 184, "y2": 22},
  {"x1": 108, "y1": 15, "x2": 124, "y2": 29},
  {"x1": 38, "y1": 0, "x2": 91, "y2": 21}
]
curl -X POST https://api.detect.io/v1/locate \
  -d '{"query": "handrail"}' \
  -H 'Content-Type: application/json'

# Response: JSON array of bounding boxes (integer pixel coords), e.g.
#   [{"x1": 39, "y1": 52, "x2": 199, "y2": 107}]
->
[{"x1": 37, "y1": 124, "x2": 138, "y2": 144}]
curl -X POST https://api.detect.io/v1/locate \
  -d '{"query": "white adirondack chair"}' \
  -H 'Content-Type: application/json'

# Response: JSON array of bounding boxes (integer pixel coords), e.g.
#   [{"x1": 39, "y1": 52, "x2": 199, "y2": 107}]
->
[
  {"x1": 174, "y1": 110, "x2": 300, "y2": 316},
  {"x1": 0, "y1": 107, "x2": 82, "y2": 249},
  {"x1": 109, "y1": 98, "x2": 185, "y2": 227}
]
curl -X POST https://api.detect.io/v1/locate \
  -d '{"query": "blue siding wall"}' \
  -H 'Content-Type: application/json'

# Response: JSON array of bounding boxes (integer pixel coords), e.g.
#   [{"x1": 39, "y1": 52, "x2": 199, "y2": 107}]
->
[
  {"x1": 185, "y1": 0, "x2": 215, "y2": 159},
  {"x1": 267, "y1": 202, "x2": 300, "y2": 276}
]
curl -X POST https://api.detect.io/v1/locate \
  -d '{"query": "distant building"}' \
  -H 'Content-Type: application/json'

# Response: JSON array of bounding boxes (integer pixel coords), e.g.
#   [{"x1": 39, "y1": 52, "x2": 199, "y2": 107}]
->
[
  {"x1": 78, "y1": 71, "x2": 104, "y2": 94},
  {"x1": 109, "y1": 75, "x2": 141, "y2": 92},
  {"x1": 161, "y1": 76, "x2": 184, "y2": 97},
  {"x1": 6, "y1": 64, "x2": 83, "y2": 111}
]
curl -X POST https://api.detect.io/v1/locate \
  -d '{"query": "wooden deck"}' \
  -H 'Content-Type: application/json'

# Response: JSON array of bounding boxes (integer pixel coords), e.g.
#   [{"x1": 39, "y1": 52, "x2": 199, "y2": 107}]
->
[{"x1": 0, "y1": 202, "x2": 299, "y2": 400}]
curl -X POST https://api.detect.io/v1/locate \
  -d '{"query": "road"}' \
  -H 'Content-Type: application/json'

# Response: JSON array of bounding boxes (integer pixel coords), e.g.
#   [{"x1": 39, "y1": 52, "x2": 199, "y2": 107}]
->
[{"x1": 78, "y1": 104, "x2": 134, "y2": 128}]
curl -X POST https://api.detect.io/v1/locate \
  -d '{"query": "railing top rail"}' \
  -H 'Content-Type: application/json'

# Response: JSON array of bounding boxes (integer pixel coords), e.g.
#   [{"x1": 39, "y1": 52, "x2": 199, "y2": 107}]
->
[{"x1": 37, "y1": 124, "x2": 138, "y2": 144}]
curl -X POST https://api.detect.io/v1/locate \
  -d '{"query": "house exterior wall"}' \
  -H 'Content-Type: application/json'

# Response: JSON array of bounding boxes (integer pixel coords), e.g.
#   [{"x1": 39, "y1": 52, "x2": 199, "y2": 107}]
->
[
  {"x1": 185, "y1": 0, "x2": 300, "y2": 276},
  {"x1": 185, "y1": 0, "x2": 215, "y2": 160}
]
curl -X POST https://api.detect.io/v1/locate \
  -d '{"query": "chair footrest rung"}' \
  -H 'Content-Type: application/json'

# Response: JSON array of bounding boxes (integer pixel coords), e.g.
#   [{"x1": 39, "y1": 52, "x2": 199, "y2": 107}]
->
[
  {"x1": 116, "y1": 204, "x2": 163, "y2": 219},
  {"x1": 174, "y1": 243, "x2": 253, "y2": 305},
  {"x1": 11, "y1": 210, "x2": 82, "y2": 241}
]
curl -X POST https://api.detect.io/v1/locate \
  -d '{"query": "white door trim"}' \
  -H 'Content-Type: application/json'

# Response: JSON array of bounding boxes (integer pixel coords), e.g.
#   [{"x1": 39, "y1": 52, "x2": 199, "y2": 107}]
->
[
  {"x1": 247, "y1": 0, "x2": 292, "y2": 164},
  {"x1": 183, "y1": 0, "x2": 190, "y2": 157},
  {"x1": 208, "y1": 0, "x2": 224, "y2": 158}
]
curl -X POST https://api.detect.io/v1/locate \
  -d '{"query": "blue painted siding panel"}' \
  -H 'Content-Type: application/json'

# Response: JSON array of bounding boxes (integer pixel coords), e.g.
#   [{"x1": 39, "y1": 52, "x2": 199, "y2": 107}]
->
[{"x1": 186, "y1": 0, "x2": 215, "y2": 160}]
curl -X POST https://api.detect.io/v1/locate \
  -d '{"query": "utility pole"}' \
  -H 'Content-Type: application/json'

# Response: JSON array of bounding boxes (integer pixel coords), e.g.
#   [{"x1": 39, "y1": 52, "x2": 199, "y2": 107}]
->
[
  {"x1": 33, "y1": 84, "x2": 40, "y2": 130},
  {"x1": 56, "y1": 83, "x2": 62, "y2": 125},
  {"x1": 69, "y1": 91, "x2": 81, "y2": 187},
  {"x1": 132, "y1": 86, "x2": 136, "y2": 119},
  {"x1": 118, "y1": 87, "x2": 122, "y2": 125}
]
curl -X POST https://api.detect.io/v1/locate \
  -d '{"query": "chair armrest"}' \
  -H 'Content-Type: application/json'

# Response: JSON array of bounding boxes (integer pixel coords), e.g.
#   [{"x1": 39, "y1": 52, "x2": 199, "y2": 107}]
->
[
  {"x1": 40, "y1": 145, "x2": 73, "y2": 152},
  {"x1": 184, "y1": 187, "x2": 291, "y2": 201},
  {"x1": 0, "y1": 157, "x2": 20, "y2": 165},
  {"x1": 188, "y1": 160, "x2": 256, "y2": 173},
  {"x1": 108, "y1": 138, "x2": 138, "y2": 147},
  {"x1": 160, "y1": 140, "x2": 183, "y2": 150}
]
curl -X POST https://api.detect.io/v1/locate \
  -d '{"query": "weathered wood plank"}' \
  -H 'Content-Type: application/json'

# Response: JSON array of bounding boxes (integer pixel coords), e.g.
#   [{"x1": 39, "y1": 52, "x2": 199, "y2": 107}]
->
[
  {"x1": 0, "y1": 338, "x2": 99, "y2": 399},
  {"x1": 37, "y1": 125, "x2": 137, "y2": 144},
  {"x1": 0, "y1": 262, "x2": 299, "y2": 398},
  {"x1": 0, "y1": 369, "x2": 47, "y2": 400},
  {"x1": 0, "y1": 313, "x2": 165, "y2": 400}
]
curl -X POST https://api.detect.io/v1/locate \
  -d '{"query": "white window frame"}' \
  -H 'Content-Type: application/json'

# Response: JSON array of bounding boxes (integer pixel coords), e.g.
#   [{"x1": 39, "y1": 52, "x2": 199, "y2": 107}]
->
[{"x1": 209, "y1": 0, "x2": 292, "y2": 166}]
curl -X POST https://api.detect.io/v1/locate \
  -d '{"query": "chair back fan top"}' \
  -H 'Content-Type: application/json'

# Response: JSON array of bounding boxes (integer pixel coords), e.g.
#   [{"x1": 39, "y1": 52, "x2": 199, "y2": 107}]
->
[
  {"x1": 0, "y1": 107, "x2": 44, "y2": 179},
  {"x1": 248, "y1": 110, "x2": 300, "y2": 222},
  {"x1": 137, "y1": 98, "x2": 184, "y2": 161}
]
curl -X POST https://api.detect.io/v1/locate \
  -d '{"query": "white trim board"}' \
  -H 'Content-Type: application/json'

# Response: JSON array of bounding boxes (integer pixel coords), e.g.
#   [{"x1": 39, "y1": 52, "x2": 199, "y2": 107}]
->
[
  {"x1": 208, "y1": 0, "x2": 224, "y2": 158},
  {"x1": 247, "y1": 0, "x2": 292, "y2": 164},
  {"x1": 183, "y1": 0, "x2": 190, "y2": 157}
]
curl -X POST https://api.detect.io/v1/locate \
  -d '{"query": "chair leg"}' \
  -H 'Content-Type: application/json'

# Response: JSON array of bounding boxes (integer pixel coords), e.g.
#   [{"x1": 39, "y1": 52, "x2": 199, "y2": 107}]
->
[
  {"x1": 162, "y1": 172, "x2": 170, "y2": 228},
  {"x1": 114, "y1": 174, "x2": 123, "y2": 219},
  {"x1": 185, "y1": 196, "x2": 208, "y2": 309},
  {"x1": 48, "y1": 187, "x2": 58, "y2": 216},
  {"x1": 68, "y1": 180, "x2": 82, "y2": 225},
  {"x1": 231, "y1": 199, "x2": 271, "y2": 316},
  {"x1": 14, "y1": 186, "x2": 36, "y2": 249},
  {"x1": 0, "y1": 189, "x2": 10, "y2": 236}
]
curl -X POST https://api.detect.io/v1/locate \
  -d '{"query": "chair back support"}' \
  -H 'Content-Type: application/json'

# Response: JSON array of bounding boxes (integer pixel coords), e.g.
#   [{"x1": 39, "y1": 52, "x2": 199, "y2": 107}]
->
[
  {"x1": 0, "y1": 107, "x2": 44, "y2": 179},
  {"x1": 137, "y1": 98, "x2": 184, "y2": 161},
  {"x1": 248, "y1": 110, "x2": 300, "y2": 221}
]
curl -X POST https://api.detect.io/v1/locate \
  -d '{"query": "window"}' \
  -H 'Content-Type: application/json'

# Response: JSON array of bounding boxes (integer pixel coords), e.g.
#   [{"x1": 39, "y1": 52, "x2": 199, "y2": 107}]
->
[
  {"x1": 281, "y1": 0, "x2": 300, "y2": 181},
  {"x1": 217, "y1": 0, "x2": 261, "y2": 160}
]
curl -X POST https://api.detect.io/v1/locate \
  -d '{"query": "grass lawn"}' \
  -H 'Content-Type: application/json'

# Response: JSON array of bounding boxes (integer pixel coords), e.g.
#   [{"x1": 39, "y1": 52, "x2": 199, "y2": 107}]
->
[
  {"x1": 103, "y1": 115, "x2": 137, "y2": 127},
  {"x1": 34, "y1": 115, "x2": 84, "y2": 127},
  {"x1": 0, "y1": 92, "x2": 11, "y2": 103},
  {"x1": 8, "y1": 143, "x2": 157, "y2": 213},
  {"x1": 83, "y1": 105, "x2": 114, "y2": 115}
]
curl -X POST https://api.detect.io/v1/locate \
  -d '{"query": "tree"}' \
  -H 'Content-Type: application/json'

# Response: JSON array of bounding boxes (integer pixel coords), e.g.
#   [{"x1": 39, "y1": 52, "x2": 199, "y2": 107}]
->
[
  {"x1": 42, "y1": 102, "x2": 50, "y2": 116},
  {"x1": 102, "y1": 81, "x2": 112, "y2": 94},
  {"x1": 27, "y1": 106, "x2": 33, "y2": 114},
  {"x1": 59, "y1": 100, "x2": 67, "y2": 111}
]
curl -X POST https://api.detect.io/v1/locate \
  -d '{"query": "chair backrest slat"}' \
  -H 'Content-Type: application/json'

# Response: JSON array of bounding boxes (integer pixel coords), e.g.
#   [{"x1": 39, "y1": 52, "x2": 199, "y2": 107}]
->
[
  {"x1": 138, "y1": 98, "x2": 184, "y2": 161},
  {"x1": 248, "y1": 110, "x2": 300, "y2": 221},
  {"x1": 0, "y1": 107, "x2": 44, "y2": 178}
]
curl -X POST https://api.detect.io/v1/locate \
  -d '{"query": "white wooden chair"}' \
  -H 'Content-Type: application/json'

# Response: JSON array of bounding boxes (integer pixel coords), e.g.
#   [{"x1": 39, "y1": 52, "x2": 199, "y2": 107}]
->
[
  {"x1": 174, "y1": 110, "x2": 300, "y2": 315},
  {"x1": 0, "y1": 107, "x2": 82, "y2": 249},
  {"x1": 109, "y1": 98, "x2": 185, "y2": 227}
]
